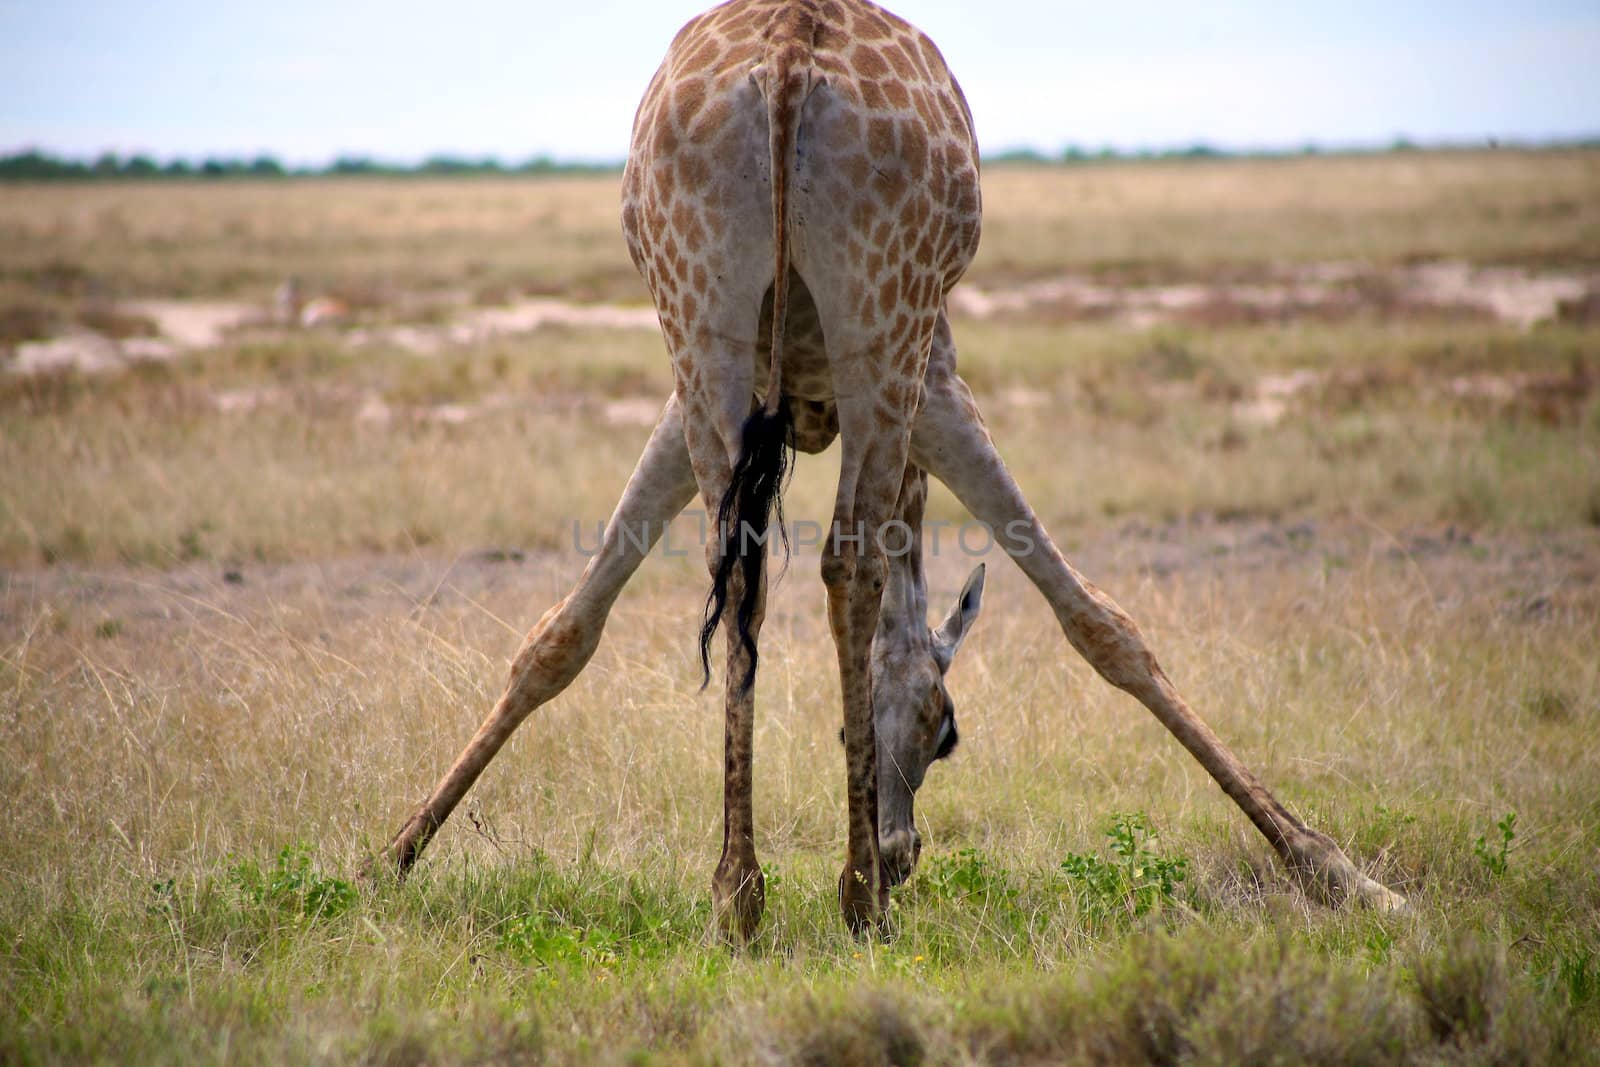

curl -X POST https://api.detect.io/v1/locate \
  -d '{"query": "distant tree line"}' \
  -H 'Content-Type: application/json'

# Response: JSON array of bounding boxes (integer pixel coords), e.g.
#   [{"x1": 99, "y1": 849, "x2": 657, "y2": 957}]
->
[
  {"x1": 984, "y1": 144, "x2": 1230, "y2": 166},
  {"x1": 982, "y1": 135, "x2": 1599, "y2": 167},
  {"x1": 0, "y1": 150, "x2": 621, "y2": 182},
  {"x1": 4, "y1": 138, "x2": 1595, "y2": 182}
]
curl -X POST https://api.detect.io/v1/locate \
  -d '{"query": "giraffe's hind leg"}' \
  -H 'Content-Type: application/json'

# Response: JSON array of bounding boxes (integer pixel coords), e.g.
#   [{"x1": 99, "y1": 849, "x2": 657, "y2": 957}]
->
[
  {"x1": 682, "y1": 412, "x2": 773, "y2": 942},
  {"x1": 377, "y1": 395, "x2": 698, "y2": 875},
  {"x1": 666, "y1": 277, "x2": 781, "y2": 942},
  {"x1": 709, "y1": 559, "x2": 767, "y2": 940}
]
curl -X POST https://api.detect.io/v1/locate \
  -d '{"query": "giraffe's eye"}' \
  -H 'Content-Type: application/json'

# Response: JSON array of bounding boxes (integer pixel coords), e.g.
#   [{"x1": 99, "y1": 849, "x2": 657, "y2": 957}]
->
[
  {"x1": 933, "y1": 695, "x2": 958, "y2": 760},
  {"x1": 933, "y1": 712, "x2": 959, "y2": 760}
]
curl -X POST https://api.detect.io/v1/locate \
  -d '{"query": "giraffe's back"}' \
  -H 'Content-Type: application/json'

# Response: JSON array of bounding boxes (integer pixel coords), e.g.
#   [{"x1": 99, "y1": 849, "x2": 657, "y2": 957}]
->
[{"x1": 622, "y1": 0, "x2": 982, "y2": 412}]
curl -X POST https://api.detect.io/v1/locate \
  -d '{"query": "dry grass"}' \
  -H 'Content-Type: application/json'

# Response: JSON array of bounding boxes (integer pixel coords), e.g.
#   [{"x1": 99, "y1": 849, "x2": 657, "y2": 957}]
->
[
  {"x1": 2, "y1": 151, "x2": 1595, "y2": 312},
  {"x1": 976, "y1": 150, "x2": 1600, "y2": 282},
  {"x1": 2, "y1": 152, "x2": 1599, "y2": 1063},
  {"x1": 4, "y1": 517, "x2": 1597, "y2": 1062},
  {"x1": 2, "y1": 318, "x2": 1594, "y2": 567},
  {"x1": 0, "y1": 176, "x2": 644, "y2": 306}
]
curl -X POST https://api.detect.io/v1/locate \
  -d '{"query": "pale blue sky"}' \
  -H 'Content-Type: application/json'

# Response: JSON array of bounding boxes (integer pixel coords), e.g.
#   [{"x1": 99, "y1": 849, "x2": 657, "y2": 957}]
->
[{"x1": 2, "y1": 1, "x2": 1596, "y2": 164}]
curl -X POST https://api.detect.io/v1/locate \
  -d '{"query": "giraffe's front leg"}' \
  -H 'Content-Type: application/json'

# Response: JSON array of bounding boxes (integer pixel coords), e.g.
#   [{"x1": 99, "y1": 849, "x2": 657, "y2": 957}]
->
[
  {"x1": 823, "y1": 437, "x2": 913, "y2": 936},
  {"x1": 909, "y1": 332, "x2": 1405, "y2": 912},
  {"x1": 377, "y1": 395, "x2": 698, "y2": 875},
  {"x1": 823, "y1": 538, "x2": 886, "y2": 934}
]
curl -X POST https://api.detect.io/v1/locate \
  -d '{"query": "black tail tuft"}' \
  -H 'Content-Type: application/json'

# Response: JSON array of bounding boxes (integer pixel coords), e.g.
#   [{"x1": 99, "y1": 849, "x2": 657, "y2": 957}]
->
[{"x1": 700, "y1": 399, "x2": 794, "y2": 694}]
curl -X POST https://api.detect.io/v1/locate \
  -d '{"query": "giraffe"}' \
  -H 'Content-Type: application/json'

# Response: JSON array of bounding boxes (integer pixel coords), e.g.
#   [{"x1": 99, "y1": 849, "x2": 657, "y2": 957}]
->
[{"x1": 377, "y1": 0, "x2": 1405, "y2": 937}]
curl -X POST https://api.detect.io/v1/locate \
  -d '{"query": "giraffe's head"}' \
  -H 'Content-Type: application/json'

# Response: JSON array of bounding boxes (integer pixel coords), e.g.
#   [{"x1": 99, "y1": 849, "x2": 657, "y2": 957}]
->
[{"x1": 869, "y1": 558, "x2": 985, "y2": 888}]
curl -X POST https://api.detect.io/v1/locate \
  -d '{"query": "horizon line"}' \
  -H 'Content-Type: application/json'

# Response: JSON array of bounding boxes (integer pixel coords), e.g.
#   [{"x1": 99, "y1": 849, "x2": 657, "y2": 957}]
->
[{"x1": 5, "y1": 131, "x2": 1600, "y2": 174}]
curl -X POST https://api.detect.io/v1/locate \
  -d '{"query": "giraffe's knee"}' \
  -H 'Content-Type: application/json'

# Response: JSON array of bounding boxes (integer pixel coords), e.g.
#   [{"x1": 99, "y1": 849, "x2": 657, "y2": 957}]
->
[
  {"x1": 509, "y1": 598, "x2": 602, "y2": 697},
  {"x1": 1063, "y1": 595, "x2": 1161, "y2": 694},
  {"x1": 820, "y1": 547, "x2": 854, "y2": 593},
  {"x1": 859, "y1": 551, "x2": 887, "y2": 592}
]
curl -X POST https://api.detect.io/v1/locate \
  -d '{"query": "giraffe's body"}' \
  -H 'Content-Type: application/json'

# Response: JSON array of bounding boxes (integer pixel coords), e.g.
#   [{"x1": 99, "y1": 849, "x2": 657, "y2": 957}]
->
[
  {"x1": 616, "y1": 0, "x2": 989, "y2": 929},
  {"x1": 379, "y1": 0, "x2": 1405, "y2": 935},
  {"x1": 621, "y1": 0, "x2": 980, "y2": 422}
]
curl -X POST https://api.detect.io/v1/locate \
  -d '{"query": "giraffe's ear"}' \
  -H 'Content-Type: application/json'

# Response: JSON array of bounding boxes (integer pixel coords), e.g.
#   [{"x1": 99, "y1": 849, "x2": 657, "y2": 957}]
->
[{"x1": 933, "y1": 563, "x2": 985, "y2": 672}]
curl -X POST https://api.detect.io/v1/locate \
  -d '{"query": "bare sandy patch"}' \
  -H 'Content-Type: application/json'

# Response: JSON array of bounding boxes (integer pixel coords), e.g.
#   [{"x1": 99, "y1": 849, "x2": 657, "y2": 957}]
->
[{"x1": 951, "y1": 262, "x2": 1596, "y2": 329}]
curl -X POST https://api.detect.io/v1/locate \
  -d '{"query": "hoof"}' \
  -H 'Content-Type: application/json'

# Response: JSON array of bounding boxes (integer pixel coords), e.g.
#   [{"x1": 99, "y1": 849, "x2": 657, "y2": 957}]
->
[
  {"x1": 360, "y1": 839, "x2": 415, "y2": 886},
  {"x1": 839, "y1": 864, "x2": 884, "y2": 937},
  {"x1": 356, "y1": 855, "x2": 393, "y2": 886},
  {"x1": 1319, "y1": 857, "x2": 1408, "y2": 914},
  {"x1": 1289, "y1": 829, "x2": 1406, "y2": 912},
  {"x1": 712, "y1": 862, "x2": 766, "y2": 943},
  {"x1": 1352, "y1": 876, "x2": 1408, "y2": 914},
  {"x1": 374, "y1": 810, "x2": 438, "y2": 882}
]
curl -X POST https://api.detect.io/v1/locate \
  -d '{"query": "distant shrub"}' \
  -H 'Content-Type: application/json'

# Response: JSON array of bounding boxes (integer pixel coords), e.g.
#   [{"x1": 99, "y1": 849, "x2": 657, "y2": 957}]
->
[{"x1": 0, "y1": 303, "x2": 58, "y2": 346}]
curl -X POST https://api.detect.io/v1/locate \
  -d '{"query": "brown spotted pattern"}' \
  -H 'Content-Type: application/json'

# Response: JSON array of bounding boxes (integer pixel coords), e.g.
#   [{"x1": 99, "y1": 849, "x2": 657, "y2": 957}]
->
[{"x1": 621, "y1": 0, "x2": 980, "y2": 429}]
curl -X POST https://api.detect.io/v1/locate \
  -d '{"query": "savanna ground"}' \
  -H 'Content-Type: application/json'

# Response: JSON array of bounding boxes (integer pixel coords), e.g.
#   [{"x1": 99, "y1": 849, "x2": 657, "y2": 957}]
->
[{"x1": 3, "y1": 150, "x2": 1599, "y2": 1064}]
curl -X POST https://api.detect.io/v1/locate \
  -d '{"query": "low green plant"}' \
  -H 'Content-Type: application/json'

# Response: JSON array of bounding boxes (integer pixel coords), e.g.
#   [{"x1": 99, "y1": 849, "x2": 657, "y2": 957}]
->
[
  {"x1": 1060, "y1": 812, "x2": 1188, "y2": 920},
  {"x1": 1365, "y1": 924, "x2": 1396, "y2": 966},
  {"x1": 919, "y1": 847, "x2": 1017, "y2": 903},
  {"x1": 497, "y1": 913, "x2": 623, "y2": 969},
  {"x1": 227, "y1": 843, "x2": 356, "y2": 922},
  {"x1": 1473, "y1": 811, "x2": 1517, "y2": 877},
  {"x1": 1551, "y1": 948, "x2": 1598, "y2": 1012}
]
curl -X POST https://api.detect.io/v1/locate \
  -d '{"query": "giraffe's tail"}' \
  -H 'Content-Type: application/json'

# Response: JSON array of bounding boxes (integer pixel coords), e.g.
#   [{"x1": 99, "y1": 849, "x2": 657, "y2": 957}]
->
[
  {"x1": 698, "y1": 395, "x2": 792, "y2": 694},
  {"x1": 697, "y1": 18, "x2": 813, "y2": 694},
  {"x1": 759, "y1": 10, "x2": 811, "y2": 417}
]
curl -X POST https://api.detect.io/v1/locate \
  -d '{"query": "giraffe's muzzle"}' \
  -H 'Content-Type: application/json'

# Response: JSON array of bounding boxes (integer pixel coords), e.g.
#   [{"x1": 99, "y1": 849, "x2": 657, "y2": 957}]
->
[{"x1": 879, "y1": 827, "x2": 922, "y2": 887}]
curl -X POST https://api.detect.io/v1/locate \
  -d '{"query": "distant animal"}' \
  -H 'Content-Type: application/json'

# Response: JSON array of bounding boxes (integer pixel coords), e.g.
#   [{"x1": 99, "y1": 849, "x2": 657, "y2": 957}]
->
[{"x1": 378, "y1": 0, "x2": 1404, "y2": 936}]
